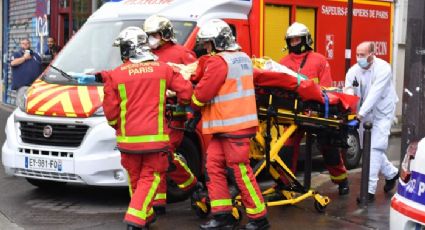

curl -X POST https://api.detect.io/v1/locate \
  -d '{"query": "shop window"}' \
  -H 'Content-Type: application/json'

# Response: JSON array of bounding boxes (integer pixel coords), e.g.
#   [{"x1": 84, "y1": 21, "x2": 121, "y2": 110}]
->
[
  {"x1": 63, "y1": 14, "x2": 70, "y2": 44},
  {"x1": 72, "y1": 0, "x2": 92, "y2": 33},
  {"x1": 60, "y1": 0, "x2": 70, "y2": 8}
]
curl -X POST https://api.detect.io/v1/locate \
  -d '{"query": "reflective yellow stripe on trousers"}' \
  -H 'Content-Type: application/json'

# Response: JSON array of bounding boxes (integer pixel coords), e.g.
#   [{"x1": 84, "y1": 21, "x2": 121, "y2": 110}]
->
[
  {"x1": 211, "y1": 199, "x2": 233, "y2": 208},
  {"x1": 127, "y1": 172, "x2": 160, "y2": 220},
  {"x1": 239, "y1": 163, "x2": 265, "y2": 215},
  {"x1": 174, "y1": 154, "x2": 195, "y2": 189},
  {"x1": 330, "y1": 172, "x2": 348, "y2": 181},
  {"x1": 154, "y1": 193, "x2": 166, "y2": 201}
]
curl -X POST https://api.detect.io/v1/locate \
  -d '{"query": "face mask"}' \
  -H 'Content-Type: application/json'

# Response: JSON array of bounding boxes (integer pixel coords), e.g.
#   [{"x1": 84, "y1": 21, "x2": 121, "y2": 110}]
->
[
  {"x1": 357, "y1": 56, "x2": 370, "y2": 68},
  {"x1": 288, "y1": 43, "x2": 305, "y2": 54},
  {"x1": 148, "y1": 36, "x2": 160, "y2": 49}
]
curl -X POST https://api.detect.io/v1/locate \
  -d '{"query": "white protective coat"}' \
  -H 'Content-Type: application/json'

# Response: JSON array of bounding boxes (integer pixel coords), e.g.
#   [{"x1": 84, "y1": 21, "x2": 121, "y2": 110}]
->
[{"x1": 345, "y1": 57, "x2": 398, "y2": 194}]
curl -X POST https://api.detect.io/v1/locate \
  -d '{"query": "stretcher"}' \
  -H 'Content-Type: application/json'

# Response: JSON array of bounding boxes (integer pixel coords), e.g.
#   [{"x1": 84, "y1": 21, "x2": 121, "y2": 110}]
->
[
  {"x1": 246, "y1": 87, "x2": 358, "y2": 212},
  {"x1": 190, "y1": 59, "x2": 360, "y2": 219}
]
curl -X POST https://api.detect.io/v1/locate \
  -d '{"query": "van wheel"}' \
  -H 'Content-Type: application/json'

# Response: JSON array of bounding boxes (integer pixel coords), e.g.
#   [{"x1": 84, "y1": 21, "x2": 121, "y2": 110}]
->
[
  {"x1": 343, "y1": 130, "x2": 362, "y2": 169},
  {"x1": 167, "y1": 136, "x2": 201, "y2": 203},
  {"x1": 26, "y1": 178, "x2": 67, "y2": 189}
]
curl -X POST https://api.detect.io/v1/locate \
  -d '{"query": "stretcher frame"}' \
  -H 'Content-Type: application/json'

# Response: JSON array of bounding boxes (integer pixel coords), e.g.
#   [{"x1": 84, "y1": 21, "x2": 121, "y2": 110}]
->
[
  {"x1": 192, "y1": 87, "x2": 358, "y2": 218},
  {"x1": 245, "y1": 87, "x2": 356, "y2": 212}
]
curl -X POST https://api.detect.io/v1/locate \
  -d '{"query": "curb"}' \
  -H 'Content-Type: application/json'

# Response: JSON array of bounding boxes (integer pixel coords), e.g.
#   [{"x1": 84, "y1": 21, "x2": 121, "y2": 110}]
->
[
  {"x1": 0, "y1": 105, "x2": 23, "y2": 230},
  {"x1": 0, "y1": 103, "x2": 15, "y2": 113},
  {"x1": 391, "y1": 127, "x2": 402, "y2": 136},
  {"x1": 0, "y1": 212, "x2": 24, "y2": 230}
]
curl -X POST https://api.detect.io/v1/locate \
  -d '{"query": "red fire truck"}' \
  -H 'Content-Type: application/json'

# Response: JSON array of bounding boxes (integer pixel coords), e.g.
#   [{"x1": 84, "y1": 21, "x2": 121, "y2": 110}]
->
[{"x1": 239, "y1": 0, "x2": 394, "y2": 87}]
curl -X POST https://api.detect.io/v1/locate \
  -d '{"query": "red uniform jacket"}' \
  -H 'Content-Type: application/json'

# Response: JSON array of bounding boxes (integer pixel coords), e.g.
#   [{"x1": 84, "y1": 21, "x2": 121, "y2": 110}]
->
[
  {"x1": 279, "y1": 51, "x2": 332, "y2": 87},
  {"x1": 152, "y1": 42, "x2": 197, "y2": 64},
  {"x1": 152, "y1": 42, "x2": 197, "y2": 126},
  {"x1": 102, "y1": 60, "x2": 193, "y2": 153},
  {"x1": 192, "y1": 53, "x2": 256, "y2": 137}
]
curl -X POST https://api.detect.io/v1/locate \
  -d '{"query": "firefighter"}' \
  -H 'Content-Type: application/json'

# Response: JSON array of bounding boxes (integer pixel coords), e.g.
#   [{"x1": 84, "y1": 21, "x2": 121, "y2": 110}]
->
[
  {"x1": 143, "y1": 15, "x2": 199, "y2": 215},
  {"x1": 144, "y1": 14, "x2": 197, "y2": 64},
  {"x1": 279, "y1": 22, "x2": 349, "y2": 195},
  {"x1": 192, "y1": 19, "x2": 270, "y2": 230},
  {"x1": 101, "y1": 26, "x2": 193, "y2": 230}
]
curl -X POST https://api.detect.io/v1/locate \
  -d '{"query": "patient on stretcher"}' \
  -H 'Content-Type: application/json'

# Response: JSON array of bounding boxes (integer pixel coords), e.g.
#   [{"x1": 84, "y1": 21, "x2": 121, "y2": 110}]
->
[
  {"x1": 169, "y1": 56, "x2": 359, "y2": 120},
  {"x1": 252, "y1": 57, "x2": 359, "y2": 118}
]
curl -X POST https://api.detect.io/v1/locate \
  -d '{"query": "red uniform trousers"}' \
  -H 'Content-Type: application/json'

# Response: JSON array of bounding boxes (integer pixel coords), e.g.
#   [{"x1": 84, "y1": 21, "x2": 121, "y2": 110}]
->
[
  {"x1": 206, "y1": 136, "x2": 267, "y2": 219},
  {"x1": 122, "y1": 152, "x2": 169, "y2": 227},
  {"x1": 281, "y1": 130, "x2": 347, "y2": 184},
  {"x1": 152, "y1": 120, "x2": 197, "y2": 206}
]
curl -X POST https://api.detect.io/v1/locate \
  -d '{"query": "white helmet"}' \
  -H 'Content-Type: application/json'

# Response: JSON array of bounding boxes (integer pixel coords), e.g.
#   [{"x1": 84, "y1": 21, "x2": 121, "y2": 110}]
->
[
  {"x1": 285, "y1": 22, "x2": 313, "y2": 52},
  {"x1": 113, "y1": 26, "x2": 157, "y2": 63},
  {"x1": 197, "y1": 19, "x2": 240, "y2": 51},
  {"x1": 143, "y1": 15, "x2": 177, "y2": 43}
]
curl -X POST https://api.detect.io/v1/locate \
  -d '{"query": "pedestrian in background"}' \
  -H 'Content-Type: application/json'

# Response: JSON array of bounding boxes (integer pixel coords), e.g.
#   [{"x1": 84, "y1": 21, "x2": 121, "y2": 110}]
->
[
  {"x1": 45, "y1": 37, "x2": 61, "y2": 59},
  {"x1": 101, "y1": 26, "x2": 193, "y2": 230},
  {"x1": 10, "y1": 38, "x2": 42, "y2": 91},
  {"x1": 345, "y1": 41, "x2": 399, "y2": 202}
]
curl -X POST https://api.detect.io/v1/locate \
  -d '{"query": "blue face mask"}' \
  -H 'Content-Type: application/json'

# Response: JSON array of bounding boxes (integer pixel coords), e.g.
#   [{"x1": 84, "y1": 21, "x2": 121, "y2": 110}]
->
[{"x1": 357, "y1": 56, "x2": 370, "y2": 68}]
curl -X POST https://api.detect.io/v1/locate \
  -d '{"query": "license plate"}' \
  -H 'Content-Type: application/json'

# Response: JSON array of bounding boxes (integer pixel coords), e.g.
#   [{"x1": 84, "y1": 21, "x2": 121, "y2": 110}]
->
[{"x1": 25, "y1": 156, "x2": 63, "y2": 172}]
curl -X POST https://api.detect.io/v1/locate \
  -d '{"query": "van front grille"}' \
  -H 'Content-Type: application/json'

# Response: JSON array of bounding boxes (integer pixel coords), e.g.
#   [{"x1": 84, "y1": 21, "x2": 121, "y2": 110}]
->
[
  {"x1": 19, "y1": 122, "x2": 89, "y2": 147},
  {"x1": 18, "y1": 148, "x2": 74, "y2": 158},
  {"x1": 15, "y1": 168, "x2": 82, "y2": 182}
]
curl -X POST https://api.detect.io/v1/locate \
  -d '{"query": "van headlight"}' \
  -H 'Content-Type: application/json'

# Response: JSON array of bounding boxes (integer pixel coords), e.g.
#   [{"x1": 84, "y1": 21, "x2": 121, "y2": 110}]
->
[
  {"x1": 93, "y1": 106, "x2": 104, "y2": 116},
  {"x1": 16, "y1": 87, "x2": 29, "y2": 112}
]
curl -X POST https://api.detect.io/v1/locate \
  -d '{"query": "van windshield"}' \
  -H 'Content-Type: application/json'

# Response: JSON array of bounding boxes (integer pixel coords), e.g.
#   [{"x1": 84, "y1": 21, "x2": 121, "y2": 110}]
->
[{"x1": 43, "y1": 20, "x2": 196, "y2": 85}]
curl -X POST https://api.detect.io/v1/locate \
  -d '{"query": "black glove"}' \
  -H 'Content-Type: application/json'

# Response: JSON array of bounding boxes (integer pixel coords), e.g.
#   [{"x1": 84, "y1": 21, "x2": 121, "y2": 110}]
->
[
  {"x1": 185, "y1": 111, "x2": 202, "y2": 132},
  {"x1": 95, "y1": 73, "x2": 103, "y2": 83}
]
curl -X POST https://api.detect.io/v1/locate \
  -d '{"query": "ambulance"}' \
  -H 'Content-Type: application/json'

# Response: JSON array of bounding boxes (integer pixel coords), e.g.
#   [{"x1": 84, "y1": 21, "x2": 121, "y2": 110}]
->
[
  {"x1": 390, "y1": 138, "x2": 425, "y2": 229},
  {"x1": 2, "y1": 0, "x2": 393, "y2": 201}
]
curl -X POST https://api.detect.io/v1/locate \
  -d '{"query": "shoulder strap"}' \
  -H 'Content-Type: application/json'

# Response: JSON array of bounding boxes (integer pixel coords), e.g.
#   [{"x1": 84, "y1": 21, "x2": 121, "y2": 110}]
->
[{"x1": 298, "y1": 52, "x2": 310, "y2": 72}]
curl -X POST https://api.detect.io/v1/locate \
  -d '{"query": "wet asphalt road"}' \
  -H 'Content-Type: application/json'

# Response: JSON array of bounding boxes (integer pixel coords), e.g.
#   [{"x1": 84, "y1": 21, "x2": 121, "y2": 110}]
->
[{"x1": 0, "y1": 106, "x2": 401, "y2": 230}]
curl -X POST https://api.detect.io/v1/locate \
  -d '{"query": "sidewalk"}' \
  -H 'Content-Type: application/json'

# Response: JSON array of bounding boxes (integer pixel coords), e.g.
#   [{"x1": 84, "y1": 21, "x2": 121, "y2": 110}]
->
[
  {"x1": 312, "y1": 168, "x2": 394, "y2": 230},
  {"x1": 0, "y1": 211, "x2": 23, "y2": 230},
  {"x1": 0, "y1": 103, "x2": 15, "y2": 112}
]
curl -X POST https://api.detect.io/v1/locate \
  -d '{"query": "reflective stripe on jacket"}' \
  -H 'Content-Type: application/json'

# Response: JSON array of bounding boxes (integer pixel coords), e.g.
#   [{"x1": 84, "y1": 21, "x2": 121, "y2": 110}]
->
[
  {"x1": 102, "y1": 61, "x2": 193, "y2": 153},
  {"x1": 201, "y1": 52, "x2": 258, "y2": 134}
]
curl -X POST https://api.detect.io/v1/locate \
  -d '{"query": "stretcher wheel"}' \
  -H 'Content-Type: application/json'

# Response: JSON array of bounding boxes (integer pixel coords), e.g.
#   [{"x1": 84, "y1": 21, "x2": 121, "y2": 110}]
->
[
  {"x1": 314, "y1": 200, "x2": 327, "y2": 213},
  {"x1": 191, "y1": 190, "x2": 210, "y2": 219},
  {"x1": 194, "y1": 201, "x2": 210, "y2": 219},
  {"x1": 232, "y1": 206, "x2": 243, "y2": 223}
]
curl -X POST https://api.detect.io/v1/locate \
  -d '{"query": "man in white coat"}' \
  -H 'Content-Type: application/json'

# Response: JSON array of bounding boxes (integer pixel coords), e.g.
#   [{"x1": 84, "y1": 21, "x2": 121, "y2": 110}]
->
[{"x1": 345, "y1": 41, "x2": 399, "y2": 201}]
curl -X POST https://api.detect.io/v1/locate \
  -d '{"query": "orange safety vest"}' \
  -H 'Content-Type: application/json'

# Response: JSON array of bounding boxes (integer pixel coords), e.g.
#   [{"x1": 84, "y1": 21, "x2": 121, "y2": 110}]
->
[{"x1": 201, "y1": 51, "x2": 258, "y2": 134}]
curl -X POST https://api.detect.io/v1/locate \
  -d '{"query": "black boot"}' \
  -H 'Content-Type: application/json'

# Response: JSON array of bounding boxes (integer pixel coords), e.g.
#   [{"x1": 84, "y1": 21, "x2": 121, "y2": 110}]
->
[
  {"x1": 153, "y1": 205, "x2": 166, "y2": 216},
  {"x1": 356, "y1": 193, "x2": 375, "y2": 203},
  {"x1": 189, "y1": 182, "x2": 205, "y2": 197},
  {"x1": 240, "y1": 217, "x2": 270, "y2": 230},
  {"x1": 199, "y1": 213, "x2": 238, "y2": 230},
  {"x1": 127, "y1": 224, "x2": 148, "y2": 230},
  {"x1": 384, "y1": 172, "x2": 399, "y2": 193},
  {"x1": 338, "y1": 179, "x2": 350, "y2": 196}
]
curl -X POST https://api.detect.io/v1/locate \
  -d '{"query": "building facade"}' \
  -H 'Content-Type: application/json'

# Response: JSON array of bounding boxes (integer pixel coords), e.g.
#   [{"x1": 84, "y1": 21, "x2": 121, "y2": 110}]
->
[
  {"x1": 0, "y1": 1, "x2": 3, "y2": 98},
  {"x1": 1, "y1": 0, "x2": 120, "y2": 105}
]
